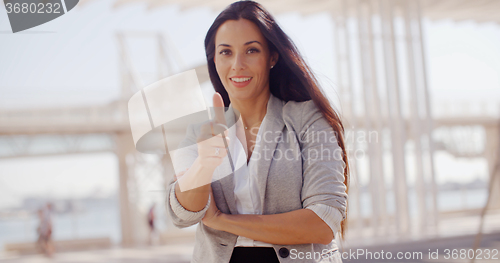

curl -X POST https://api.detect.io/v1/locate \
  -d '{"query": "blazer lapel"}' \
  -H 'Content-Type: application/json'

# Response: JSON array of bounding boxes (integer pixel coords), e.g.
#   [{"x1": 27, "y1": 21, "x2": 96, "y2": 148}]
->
[
  {"x1": 213, "y1": 94, "x2": 285, "y2": 215},
  {"x1": 256, "y1": 94, "x2": 285, "y2": 213},
  {"x1": 213, "y1": 105, "x2": 239, "y2": 215}
]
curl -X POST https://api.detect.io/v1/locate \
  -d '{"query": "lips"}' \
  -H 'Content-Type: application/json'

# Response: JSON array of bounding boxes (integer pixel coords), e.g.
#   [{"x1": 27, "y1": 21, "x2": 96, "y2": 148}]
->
[{"x1": 229, "y1": 76, "x2": 253, "y2": 88}]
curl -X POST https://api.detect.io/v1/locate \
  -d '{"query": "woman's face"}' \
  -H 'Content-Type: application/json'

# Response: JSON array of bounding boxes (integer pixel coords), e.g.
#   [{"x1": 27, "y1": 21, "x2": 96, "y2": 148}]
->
[{"x1": 214, "y1": 18, "x2": 278, "y2": 103}]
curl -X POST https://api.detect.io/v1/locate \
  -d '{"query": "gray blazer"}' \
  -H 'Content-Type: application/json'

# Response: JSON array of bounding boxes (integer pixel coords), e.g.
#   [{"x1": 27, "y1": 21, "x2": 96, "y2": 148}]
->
[{"x1": 166, "y1": 93, "x2": 347, "y2": 263}]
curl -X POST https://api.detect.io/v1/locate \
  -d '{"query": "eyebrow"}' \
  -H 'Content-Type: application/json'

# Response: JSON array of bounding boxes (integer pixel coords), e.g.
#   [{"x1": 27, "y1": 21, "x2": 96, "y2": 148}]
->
[{"x1": 217, "y1": 40, "x2": 262, "y2": 48}]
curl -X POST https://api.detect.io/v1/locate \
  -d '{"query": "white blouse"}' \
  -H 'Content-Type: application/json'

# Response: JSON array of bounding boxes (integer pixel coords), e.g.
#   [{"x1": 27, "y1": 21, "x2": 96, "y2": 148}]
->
[{"x1": 169, "y1": 98, "x2": 343, "y2": 247}]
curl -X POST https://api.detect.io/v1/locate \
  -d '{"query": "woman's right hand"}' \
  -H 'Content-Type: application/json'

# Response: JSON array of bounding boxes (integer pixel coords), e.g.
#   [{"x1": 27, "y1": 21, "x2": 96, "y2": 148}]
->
[
  {"x1": 195, "y1": 93, "x2": 230, "y2": 171},
  {"x1": 173, "y1": 93, "x2": 229, "y2": 208}
]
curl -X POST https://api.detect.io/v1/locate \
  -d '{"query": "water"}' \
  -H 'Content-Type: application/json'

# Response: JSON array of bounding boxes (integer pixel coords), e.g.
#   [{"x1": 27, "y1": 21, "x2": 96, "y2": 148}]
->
[
  {"x1": 0, "y1": 188, "x2": 488, "y2": 249},
  {"x1": 338, "y1": 188, "x2": 487, "y2": 218},
  {"x1": 0, "y1": 201, "x2": 120, "y2": 250}
]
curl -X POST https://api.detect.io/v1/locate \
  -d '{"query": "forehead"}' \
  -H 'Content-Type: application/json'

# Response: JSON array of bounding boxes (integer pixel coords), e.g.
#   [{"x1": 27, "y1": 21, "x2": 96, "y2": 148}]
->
[{"x1": 215, "y1": 19, "x2": 266, "y2": 46}]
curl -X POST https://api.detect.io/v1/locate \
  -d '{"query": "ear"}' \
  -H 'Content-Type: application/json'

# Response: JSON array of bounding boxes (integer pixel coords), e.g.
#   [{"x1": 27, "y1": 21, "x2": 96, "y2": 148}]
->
[{"x1": 270, "y1": 51, "x2": 279, "y2": 67}]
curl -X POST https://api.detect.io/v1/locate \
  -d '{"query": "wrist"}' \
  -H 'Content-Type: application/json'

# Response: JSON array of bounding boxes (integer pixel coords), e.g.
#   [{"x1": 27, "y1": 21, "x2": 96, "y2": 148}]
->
[
  {"x1": 177, "y1": 159, "x2": 214, "y2": 192},
  {"x1": 195, "y1": 157, "x2": 217, "y2": 173},
  {"x1": 215, "y1": 212, "x2": 229, "y2": 231}
]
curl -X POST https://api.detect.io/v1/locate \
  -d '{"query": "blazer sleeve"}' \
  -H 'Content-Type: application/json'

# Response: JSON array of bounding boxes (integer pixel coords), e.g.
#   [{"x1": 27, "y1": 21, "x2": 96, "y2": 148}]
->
[
  {"x1": 298, "y1": 100, "x2": 348, "y2": 220},
  {"x1": 168, "y1": 181, "x2": 211, "y2": 228},
  {"x1": 305, "y1": 203, "x2": 343, "y2": 237},
  {"x1": 165, "y1": 123, "x2": 210, "y2": 228}
]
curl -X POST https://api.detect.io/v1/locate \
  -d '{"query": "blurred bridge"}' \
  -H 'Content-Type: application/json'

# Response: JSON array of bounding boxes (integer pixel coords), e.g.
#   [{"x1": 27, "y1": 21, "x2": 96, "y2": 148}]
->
[{"x1": 1, "y1": 0, "x2": 500, "y2": 247}]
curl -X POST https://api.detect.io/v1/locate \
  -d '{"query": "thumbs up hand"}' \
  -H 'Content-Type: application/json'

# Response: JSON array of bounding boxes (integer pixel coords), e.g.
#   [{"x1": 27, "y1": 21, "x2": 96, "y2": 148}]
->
[
  {"x1": 196, "y1": 93, "x2": 230, "y2": 170},
  {"x1": 212, "y1": 92, "x2": 228, "y2": 132}
]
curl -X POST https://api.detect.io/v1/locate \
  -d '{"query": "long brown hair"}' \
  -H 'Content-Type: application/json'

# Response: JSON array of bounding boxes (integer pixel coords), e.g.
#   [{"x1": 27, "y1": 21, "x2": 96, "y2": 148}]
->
[{"x1": 204, "y1": 0, "x2": 350, "y2": 240}]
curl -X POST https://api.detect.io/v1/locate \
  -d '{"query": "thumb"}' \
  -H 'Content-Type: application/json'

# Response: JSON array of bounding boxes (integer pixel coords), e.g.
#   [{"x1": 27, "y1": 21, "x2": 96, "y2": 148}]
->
[{"x1": 212, "y1": 93, "x2": 227, "y2": 134}]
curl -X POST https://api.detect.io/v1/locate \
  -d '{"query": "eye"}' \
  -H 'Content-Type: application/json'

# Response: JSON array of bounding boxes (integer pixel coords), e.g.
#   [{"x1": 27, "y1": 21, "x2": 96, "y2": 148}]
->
[
  {"x1": 247, "y1": 48, "x2": 259, "y2": 54},
  {"x1": 219, "y1": 49, "x2": 231, "y2": 55}
]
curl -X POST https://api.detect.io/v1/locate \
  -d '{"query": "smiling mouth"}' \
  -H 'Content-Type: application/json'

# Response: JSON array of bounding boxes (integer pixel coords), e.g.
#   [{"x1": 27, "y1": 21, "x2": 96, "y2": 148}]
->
[{"x1": 230, "y1": 77, "x2": 253, "y2": 83}]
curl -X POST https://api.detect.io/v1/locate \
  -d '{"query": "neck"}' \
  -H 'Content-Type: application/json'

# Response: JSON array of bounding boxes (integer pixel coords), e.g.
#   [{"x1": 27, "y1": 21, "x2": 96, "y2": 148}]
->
[{"x1": 231, "y1": 91, "x2": 270, "y2": 128}]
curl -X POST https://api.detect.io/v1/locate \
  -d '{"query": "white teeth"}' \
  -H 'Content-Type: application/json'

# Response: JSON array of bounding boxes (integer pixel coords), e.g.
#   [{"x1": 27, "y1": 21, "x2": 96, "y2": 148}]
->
[{"x1": 231, "y1": 77, "x2": 252, "y2": 83}]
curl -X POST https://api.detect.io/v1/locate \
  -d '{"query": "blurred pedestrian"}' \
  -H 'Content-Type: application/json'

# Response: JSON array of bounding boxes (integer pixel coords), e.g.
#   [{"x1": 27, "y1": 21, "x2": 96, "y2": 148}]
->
[
  {"x1": 36, "y1": 209, "x2": 44, "y2": 252},
  {"x1": 37, "y1": 203, "x2": 54, "y2": 257},
  {"x1": 147, "y1": 203, "x2": 157, "y2": 245}
]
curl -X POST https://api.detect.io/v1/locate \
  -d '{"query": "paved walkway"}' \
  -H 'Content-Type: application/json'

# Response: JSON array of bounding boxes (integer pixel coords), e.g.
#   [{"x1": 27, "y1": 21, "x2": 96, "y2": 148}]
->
[
  {"x1": 0, "y1": 243, "x2": 195, "y2": 263},
  {"x1": 2, "y1": 232, "x2": 499, "y2": 263},
  {"x1": 2, "y1": 210, "x2": 499, "y2": 263},
  {"x1": 343, "y1": 231, "x2": 500, "y2": 263}
]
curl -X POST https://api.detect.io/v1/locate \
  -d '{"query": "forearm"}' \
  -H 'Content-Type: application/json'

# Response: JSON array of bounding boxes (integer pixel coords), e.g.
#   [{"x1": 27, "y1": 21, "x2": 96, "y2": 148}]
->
[
  {"x1": 175, "y1": 158, "x2": 214, "y2": 212},
  {"x1": 216, "y1": 209, "x2": 333, "y2": 245}
]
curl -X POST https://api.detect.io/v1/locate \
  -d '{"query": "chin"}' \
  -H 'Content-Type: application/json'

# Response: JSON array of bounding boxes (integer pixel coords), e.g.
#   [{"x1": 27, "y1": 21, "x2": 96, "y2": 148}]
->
[
  {"x1": 224, "y1": 84, "x2": 266, "y2": 102},
  {"x1": 228, "y1": 92, "x2": 254, "y2": 102}
]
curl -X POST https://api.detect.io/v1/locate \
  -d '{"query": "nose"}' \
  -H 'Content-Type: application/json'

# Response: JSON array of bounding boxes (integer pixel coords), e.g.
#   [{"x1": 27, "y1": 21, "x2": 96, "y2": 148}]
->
[{"x1": 231, "y1": 53, "x2": 246, "y2": 71}]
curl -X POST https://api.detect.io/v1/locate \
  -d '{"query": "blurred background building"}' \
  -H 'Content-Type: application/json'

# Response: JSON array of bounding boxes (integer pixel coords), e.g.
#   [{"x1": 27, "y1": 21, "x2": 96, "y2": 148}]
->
[{"x1": 0, "y1": 0, "x2": 499, "y2": 262}]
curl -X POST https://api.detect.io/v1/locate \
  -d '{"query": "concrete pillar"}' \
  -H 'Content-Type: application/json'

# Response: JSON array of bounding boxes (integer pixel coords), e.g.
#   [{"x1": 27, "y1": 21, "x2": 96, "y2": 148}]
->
[
  {"x1": 115, "y1": 132, "x2": 136, "y2": 247},
  {"x1": 485, "y1": 126, "x2": 500, "y2": 209},
  {"x1": 356, "y1": 0, "x2": 387, "y2": 237},
  {"x1": 402, "y1": 0, "x2": 427, "y2": 236},
  {"x1": 162, "y1": 153, "x2": 179, "y2": 232},
  {"x1": 414, "y1": 0, "x2": 439, "y2": 232},
  {"x1": 380, "y1": 0, "x2": 411, "y2": 237},
  {"x1": 332, "y1": 0, "x2": 365, "y2": 237}
]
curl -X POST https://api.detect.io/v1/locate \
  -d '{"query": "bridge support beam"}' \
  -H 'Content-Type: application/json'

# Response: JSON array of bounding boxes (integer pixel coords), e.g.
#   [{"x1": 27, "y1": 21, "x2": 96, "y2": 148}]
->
[
  {"x1": 116, "y1": 132, "x2": 135, "y2": 246},
  {"x1": 485, "y1": 126, "x2": 500, "y2": 209}
]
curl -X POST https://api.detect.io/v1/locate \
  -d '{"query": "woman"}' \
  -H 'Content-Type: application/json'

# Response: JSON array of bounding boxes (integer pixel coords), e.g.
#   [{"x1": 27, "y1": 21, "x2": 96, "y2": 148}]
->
[{"x1": 166, "y1": 1, "x2": 349, "y2": 262}]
